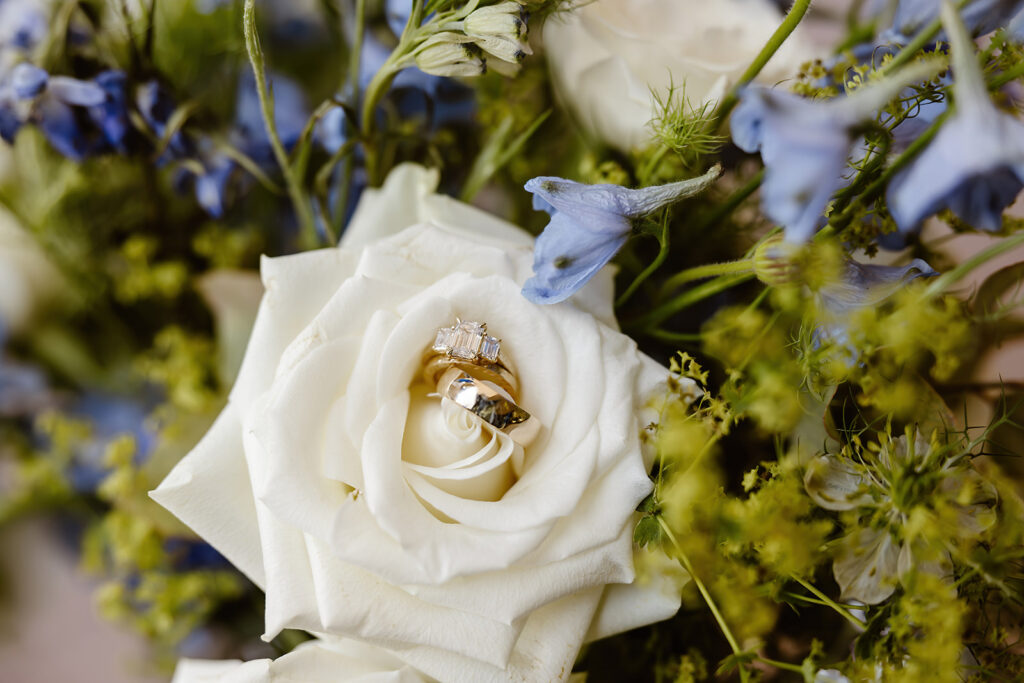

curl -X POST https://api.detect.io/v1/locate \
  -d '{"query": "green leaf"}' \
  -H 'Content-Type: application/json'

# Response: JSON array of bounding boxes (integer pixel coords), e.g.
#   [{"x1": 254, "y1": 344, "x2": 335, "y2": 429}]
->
[
  {"x1": 974, "y1": 262, "x2": 1024, "y2": 318},
  {"x1": 460, "y1": 109, "x2": 552, "y2": 202},
  {"x1": 714, "y1": 650, "x2": 758, "y2": 676},
  {"x1": 633, "y1": 515, "x2": 663, "y2": 548}
]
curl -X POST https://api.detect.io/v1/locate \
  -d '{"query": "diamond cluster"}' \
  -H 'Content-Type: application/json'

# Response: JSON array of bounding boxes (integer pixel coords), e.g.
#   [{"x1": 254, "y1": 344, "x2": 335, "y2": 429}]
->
[{"x1": 433, "y1": 320, "x2": 501, "y2": 363}]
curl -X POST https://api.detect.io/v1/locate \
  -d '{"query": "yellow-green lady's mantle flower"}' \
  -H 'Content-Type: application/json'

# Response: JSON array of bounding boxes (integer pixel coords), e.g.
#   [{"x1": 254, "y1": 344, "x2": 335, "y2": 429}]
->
[{"x1": 804, "y1": 431, "x2": 997, "y2": 604}]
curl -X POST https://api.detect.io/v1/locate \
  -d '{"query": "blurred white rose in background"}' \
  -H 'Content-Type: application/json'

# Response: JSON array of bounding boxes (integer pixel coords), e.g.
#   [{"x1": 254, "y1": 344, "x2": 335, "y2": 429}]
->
[{"x1": 542, "y1": 0, "x2": 820, "y2": 151}]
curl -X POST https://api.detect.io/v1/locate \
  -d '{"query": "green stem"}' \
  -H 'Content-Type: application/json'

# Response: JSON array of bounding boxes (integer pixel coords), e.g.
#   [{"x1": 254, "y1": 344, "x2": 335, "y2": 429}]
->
[
  {"x1": 689, "y1": 170, "x2": 764, "y2": 235},
  {"x1": 876, "y1": 0, "x2": 972, "y2": 78},
  {"x1": 791, "y1": 575, "x2": 866, "y2": 629},
  {"x1": 616, "y1": 215, "x2": 671, "y2": 308},
  {"x1": 756, "y1": 656, "x2": 805, "y2": 674},
  {"x1": 923, "y1": 231, "x2": 1024, "y2": 299},
  {"x1": 990, "y1": 60, "x2": 1024, "y2": 89},
  {"x1": 827, "y1": 108, "x2": 950, "y2": 230},
  {"x1": 348, "y1": 0, "x2": 367, "y2": 99},
  {"x1": 638, "y1": 145, "x2": 670, "y2": 185},
  {"x1": 630, "y1": 272, "x2": 754, "y2": 331},
  {"x1": 659, "y1": 259, "x2": 754, "y2": 299},
  {"x1": 648, "y1": 329, "x2": 705, "y2": 344},
  {"x1": 713, "y1": 0, "x2": 812, "y2": 126},
  {"x1": 243, "y1": 0, "x2": 319, "y2": 250},
  {"x1": 658, "y1": 518, "x2": 749, "y2": 683}
]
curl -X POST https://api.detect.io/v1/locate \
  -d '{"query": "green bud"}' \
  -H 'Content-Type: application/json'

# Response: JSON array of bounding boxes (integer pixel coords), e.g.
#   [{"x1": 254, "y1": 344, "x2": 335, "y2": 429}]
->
[{"x1": 752, "y1": 234, "x2": 802, "y2": 287}]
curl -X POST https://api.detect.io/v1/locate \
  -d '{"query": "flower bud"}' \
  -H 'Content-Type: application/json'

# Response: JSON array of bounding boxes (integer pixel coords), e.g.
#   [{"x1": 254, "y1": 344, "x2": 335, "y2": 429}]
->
[
  {"x1": 415, "y1": 32, "x2": 486, "y2": 77},
  {"x1": 752, "y1": 234, "x2": 802, "y2": 287},
  {"x1": 465, "y1": 2, "x2": 528, "y2": 41},
  {"x1": 464, "y1": 1, "x2": 532, "y2": 65}
]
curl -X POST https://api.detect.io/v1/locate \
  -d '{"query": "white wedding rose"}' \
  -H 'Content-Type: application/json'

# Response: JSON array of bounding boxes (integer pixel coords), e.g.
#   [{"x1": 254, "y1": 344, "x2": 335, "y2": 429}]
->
[
  {"x1": 172, "y1": 638, "x2": 429, "y2": 683},
  {"x1": 543, "y1": 0, "x2": 819, "y2": 151},
  {"x1": 152, "y1": 163, "x2": 691, "y2": 682}
]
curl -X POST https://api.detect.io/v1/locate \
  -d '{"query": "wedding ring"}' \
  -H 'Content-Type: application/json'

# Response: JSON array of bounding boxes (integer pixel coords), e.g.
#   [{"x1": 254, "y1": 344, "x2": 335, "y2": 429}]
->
[
  {"x1": 423, "y1": 319, "x2": 518, "y2": 399},
  {"x1": 437, "y1": 367, "x2": 539, "y2": 445}
]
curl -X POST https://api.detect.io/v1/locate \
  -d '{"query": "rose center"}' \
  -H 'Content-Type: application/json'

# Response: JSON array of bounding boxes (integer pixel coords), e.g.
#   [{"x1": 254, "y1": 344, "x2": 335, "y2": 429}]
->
[{"x1": 400, "y1": 382, "x2": 517, "y2": 504}]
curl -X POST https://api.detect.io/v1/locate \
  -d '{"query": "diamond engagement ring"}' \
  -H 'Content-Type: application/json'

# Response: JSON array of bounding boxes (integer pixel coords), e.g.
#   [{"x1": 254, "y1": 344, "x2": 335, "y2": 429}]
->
[
  {"x1": 423, "y1": 320, "x2": 518, "y2": 399},
  {"x1": 423, "y1": 320, "x2": 538, "y2": 445}
]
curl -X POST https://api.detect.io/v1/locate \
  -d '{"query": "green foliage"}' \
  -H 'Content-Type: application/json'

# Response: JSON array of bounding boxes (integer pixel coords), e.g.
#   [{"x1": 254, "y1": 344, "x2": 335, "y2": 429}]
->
[
  {"x1": 136, "y1": 327, "x2": 221, "y2": 413},
  {"x1": 647, "y1": 83, "x2": 725, "y2": 172}
]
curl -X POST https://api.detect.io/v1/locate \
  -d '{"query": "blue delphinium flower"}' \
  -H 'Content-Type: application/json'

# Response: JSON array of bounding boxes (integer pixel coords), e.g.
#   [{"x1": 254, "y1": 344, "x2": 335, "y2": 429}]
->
[
  {"x1": 817, "y1": 258, "x2": 937, "y2": 346},
  {"x1": 888, "y1": 1, "x2": 1024, "y2": 233},
  {"x1": 64, "y1": 392, "x2": 156, "y2": 493},
  {"x1": 136, "y1": 80, "x2": 192, "y2": 162},
  {"x1": 87, "y1": 70, "x2": 130, "y2": 152},
  {"x1": 0, "y1": 0, "x2": 48, "y2": 53},
  {"x1": 731, "y1": 60, "x2": 939, "y2": 243},
  {"x1": 188, "y1": 70, "x2": 308, "y2": 217},
  {"x1": 142, "y1": 71, "x2": 308, "y2": 217},
  {"x1": 1011, "y1": 7, "x2": 1024, "y2": 38},
  {"x1": 886, "y1": 0, "x2": 1024, "y2": 41},
  {"x1": 0, "y1": 63, "x2": 109, "y2": 160},
  {"x1": 522, "y1": 166, "x2": 721, "y2": 304}
]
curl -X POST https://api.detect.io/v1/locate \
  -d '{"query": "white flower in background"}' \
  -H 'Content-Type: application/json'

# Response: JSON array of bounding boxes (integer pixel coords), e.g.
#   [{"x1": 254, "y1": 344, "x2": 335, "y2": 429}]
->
[
  {"x1": 0, "y1": 204, "x2": 62, "y2": 333},
  {"x1": 814, "y1": 670, "x2": 852, "y2": 683},
  {"x1": 152, "y1": 163, "x2": 691, "y2": 682},
  {"x1": 804, "y1": 432, "x2": 997, "y2": 604},
  {"x1": 172, "y1": 638, "x2": 429, "y2": 683},
  {"x1": 542, "y1": 0, "x2": 820, "y2": 151}
]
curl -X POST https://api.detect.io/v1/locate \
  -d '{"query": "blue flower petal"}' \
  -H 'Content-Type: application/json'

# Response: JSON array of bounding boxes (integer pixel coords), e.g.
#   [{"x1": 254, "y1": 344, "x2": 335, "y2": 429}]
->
[
  {"x1": 10, "y1": 63, "x2": 48, "y2": 99},
  {"x1": 88, "y1": 70, "x2": 130, "y2": 150},
  {"x1": 891, "y1": 0, "x2": 1024, "y2": 38},
  {"x1": 47, "y1": 75, "x2": 106, "y2": 107},
  {"x1": 34, "y1": 97, "x2": 93, "y2": 160},
  {"x1": 731, "y1": 87, "x2": 854, "y2": 242},
  {"x1": 0, "y1": 0, "x2": 48, "y2": 51},
  {"x1": 888, "y1": 103, "x2": 1024, "y2": 234},
  {"x1": 522, "y1": 211, "x2": 628, "y2": 305},
  {"x1": 818, "y1": 258, "x2": 937, "y2": 345}
]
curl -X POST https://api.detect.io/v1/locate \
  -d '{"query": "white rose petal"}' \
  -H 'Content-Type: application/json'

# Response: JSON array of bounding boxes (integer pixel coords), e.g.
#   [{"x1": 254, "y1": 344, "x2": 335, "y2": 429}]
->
[
  {"x1": 152, "y1": 164, "x2": 689, "y2": 681},
  {"x1": 543, "y1": 0, "x2": 820, "y2": 151},
  {"x1": 172, "y1": 638, "x2": 429, "y2": 682}
]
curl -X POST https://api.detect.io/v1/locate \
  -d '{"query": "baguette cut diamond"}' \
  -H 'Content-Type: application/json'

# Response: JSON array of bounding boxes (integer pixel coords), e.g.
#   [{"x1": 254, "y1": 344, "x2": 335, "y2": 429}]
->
[
  {"x1": 480, "y1": 336, "x2": 500, "y2": 362},
  {"x1": 432, "y1": 320, "x2": 501, "y2": 363}
]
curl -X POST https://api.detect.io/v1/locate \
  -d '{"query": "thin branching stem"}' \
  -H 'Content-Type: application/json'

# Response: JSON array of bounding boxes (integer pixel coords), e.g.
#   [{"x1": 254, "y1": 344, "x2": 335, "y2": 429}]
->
[
  {"x1": 658, "y1": 518, "x2": 750, "y2": 683},
  {"x1": 243, "y1": 0, "x2": 320, "y2": 249},
  {"x1": 713, "y1": 0, "x2": 812, "y2": 126}
]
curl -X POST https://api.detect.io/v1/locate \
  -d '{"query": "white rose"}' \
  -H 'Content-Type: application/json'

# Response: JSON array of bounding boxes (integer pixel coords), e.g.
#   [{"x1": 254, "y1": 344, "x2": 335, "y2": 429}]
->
[
  {"x1": 172, "y1": 638, "x2": 429, "y2": 683},
  {"x1": 152, "y1": 164, "x2": 690, "y2": 682},
  {"x1": 543, "y1": 0, "x2": 819, "y2": 151},
  {"x1": 0, "y1": 205, "x2": 62, "y2": 334}
]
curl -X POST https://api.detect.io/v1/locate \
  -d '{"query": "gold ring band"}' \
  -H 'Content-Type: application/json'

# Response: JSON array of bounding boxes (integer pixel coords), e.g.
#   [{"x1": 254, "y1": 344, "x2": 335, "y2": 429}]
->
[
  {"x1": 437, "y1": 368, "x2": 538, "y2": 445},
  {"x1": 422, "y1": 355, "x2": 518, "y2": 400}
]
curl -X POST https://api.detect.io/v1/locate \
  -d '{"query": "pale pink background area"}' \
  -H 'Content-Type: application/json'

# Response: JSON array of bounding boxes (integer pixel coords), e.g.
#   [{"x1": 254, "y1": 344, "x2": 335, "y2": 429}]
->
[{"x1": 0, "y1": 518, "x2": 167, "y2": 683}]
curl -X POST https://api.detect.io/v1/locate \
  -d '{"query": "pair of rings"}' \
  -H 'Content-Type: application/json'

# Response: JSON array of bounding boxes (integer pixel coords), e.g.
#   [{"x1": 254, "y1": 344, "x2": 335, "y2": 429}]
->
[{"x1": 422, "y1": 320, "x2": 537, "y2": 445}]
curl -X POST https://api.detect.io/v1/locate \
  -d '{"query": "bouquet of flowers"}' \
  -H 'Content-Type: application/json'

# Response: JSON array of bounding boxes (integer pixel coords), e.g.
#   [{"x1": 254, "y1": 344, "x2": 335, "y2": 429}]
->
[{"x1": 2, "y1": 0, "x2": 1024, "y2": 680}]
